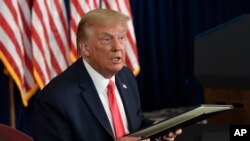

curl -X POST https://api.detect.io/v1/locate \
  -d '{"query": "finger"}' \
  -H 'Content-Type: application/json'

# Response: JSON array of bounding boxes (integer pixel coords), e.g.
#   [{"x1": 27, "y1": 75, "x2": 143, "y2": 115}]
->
[
  {"x1": 167, "y1": 132, "x2": 175, "y2": 137},
  {"x1": 174, "y1": 128, "x2": 182, "y2": 135},
  {"x1": 163, "y1": 136, "x2": 175, "y2": 141}
]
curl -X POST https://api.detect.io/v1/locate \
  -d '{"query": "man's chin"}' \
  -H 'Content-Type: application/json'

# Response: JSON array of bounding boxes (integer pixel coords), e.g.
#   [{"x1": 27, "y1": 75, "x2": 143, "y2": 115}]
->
[{"x1": 111, "y1": 65, "x2": 124, "y2": 73}]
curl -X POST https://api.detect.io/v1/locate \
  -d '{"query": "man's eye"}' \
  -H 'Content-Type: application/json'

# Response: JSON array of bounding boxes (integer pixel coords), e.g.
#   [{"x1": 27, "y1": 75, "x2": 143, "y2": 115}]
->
[
  {"x1": 103, "y1": 38, "x2": 111, "y2": 42},
  {"x1": 119, "y1": 36, "x2": 126, "y2": 41}
]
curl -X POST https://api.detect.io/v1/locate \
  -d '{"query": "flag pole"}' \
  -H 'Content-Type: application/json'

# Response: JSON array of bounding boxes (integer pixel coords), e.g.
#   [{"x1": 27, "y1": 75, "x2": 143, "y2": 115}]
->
[
  {"x1": 99, "y1": 0, "x2": 102, "y2": 8},
  {"x1": 9, "y1": 77, "x2": 16, "y2": 128}
]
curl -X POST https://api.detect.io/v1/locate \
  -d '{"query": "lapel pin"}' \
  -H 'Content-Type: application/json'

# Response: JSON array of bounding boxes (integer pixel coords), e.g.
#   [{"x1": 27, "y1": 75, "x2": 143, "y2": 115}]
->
[{"x1": 122, "y1": 83, "x2": 127, "y2": 89}]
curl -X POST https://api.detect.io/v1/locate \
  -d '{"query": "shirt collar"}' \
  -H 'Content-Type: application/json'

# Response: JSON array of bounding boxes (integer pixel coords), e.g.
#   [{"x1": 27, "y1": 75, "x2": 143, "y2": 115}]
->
[{"x1": 83, "y1": 59, "x2": 115, "y2": 94}]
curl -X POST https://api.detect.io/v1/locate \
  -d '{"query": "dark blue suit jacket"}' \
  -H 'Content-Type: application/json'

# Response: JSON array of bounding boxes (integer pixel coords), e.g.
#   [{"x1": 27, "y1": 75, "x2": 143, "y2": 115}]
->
[{"x1": 32, "y1": 58, "x2": 152, "y2": 141}]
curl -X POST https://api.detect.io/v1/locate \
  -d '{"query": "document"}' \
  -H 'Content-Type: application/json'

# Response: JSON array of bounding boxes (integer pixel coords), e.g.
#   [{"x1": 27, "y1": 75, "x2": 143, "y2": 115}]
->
[{"x1": 127, "y1": 104, "x2": 233, "y2": 139}]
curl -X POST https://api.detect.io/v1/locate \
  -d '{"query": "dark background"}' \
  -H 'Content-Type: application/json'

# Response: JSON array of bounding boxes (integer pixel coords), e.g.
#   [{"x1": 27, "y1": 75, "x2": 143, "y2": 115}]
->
[{"x1": 1, "y1": 0, "x2": 250, "y2": 136}]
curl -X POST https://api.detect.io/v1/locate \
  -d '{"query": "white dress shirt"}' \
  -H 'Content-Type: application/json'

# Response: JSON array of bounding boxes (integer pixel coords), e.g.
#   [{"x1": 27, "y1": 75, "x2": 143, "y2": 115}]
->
[{"x1": 83, "y1": 59, "x2": 129, "y2": 135}]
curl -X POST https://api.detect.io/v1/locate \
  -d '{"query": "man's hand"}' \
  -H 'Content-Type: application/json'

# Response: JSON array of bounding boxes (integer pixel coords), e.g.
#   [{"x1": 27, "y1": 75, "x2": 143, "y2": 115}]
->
[{"x1": 157, "y1": 128, "x2": 182, "y2": 141}]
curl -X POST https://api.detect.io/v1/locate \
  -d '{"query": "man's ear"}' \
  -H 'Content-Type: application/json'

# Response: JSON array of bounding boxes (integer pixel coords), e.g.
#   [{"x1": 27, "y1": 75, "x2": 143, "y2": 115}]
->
[{"x1": 79, "y1": 41, "x2": 90, "y2": 56}]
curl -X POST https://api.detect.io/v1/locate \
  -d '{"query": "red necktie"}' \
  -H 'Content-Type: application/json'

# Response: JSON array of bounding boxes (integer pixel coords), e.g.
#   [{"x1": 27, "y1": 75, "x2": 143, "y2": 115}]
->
[{"x1": 107, "y1": 80, "x2": 126, "y2": 139}]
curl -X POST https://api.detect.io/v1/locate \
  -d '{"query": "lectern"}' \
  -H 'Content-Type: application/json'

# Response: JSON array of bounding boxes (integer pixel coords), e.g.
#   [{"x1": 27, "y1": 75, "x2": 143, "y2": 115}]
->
[{"x1": 194, "y1": 14, "x2": 250, "y2": 124}]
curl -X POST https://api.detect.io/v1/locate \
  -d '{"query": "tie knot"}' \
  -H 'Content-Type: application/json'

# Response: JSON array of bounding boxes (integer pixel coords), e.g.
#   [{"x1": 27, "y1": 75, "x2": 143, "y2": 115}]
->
[{"x1": 108, "y1": 80, "x2": 115, "y2": 90}]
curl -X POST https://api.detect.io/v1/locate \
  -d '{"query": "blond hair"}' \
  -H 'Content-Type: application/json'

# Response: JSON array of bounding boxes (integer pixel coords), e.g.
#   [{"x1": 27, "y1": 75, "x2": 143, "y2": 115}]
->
[{"x1": 76, "y1": 9, "x2": 130, "y2": 55}]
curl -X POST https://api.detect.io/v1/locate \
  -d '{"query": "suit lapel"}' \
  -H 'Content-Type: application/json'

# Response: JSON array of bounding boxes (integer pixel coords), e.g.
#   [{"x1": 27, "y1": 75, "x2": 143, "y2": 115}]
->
[
  {"x1": 81, "y1": 88, "x2": 114, "y2": 138},
  {"x1": 115, "y1": 76, "x2": 137, "y2": 131},
  {"x1": 77, "y1": 60, "x2": 114, "y2": 139}
]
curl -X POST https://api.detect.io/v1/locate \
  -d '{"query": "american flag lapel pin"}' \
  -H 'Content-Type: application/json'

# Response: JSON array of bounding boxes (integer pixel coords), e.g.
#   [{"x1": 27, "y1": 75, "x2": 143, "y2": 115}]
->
[{"x1": 122, "y1": 83, "x2": 127, "y2": 89}]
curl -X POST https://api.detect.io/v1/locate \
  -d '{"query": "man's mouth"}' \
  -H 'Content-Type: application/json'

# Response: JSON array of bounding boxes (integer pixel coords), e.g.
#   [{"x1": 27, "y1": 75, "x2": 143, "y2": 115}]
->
[{"x1": 112, "y1": 56, "x2": 121, "y2": 62}]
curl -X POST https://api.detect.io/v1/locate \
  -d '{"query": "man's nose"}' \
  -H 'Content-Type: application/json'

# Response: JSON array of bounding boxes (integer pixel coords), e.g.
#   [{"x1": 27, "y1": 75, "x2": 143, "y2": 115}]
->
[{"x1": 112, "y1": 38, "x2": 124, "y2": 51}]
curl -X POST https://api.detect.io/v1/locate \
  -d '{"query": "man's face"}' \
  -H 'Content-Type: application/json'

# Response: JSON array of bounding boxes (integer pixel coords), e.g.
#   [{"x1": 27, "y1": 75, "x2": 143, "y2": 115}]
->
[{"x1": 80, "y1": 22, "x2": 127, "y2": 78}]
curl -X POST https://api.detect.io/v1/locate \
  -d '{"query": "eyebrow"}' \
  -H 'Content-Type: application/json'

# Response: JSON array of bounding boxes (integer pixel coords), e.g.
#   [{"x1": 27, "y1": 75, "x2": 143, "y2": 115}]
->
[
  {"x1": 97, "y1": 32, "x2": 112, "y2": 38},
  {"x1": 100, "y1": 30, "x2": 126, "y2": 36},
  {"x1": 102, "y1": 32, "x2": 112, "y2": 36}
]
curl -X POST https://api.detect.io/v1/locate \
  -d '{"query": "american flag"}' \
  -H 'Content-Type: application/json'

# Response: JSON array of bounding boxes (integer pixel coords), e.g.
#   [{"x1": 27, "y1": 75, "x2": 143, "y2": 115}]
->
[
  {"x1": 0, "y1": 0, "x2": 38, "y2": 106},
  {"x1": 0, "y1": 0, "x2": 139, "y2": 106}
]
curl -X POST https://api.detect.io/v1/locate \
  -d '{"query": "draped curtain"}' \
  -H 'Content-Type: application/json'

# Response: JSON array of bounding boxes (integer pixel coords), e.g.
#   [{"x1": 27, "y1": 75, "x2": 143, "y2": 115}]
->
[{"x1": 130, "y1": 0, "x2": 250, "y2": 111}]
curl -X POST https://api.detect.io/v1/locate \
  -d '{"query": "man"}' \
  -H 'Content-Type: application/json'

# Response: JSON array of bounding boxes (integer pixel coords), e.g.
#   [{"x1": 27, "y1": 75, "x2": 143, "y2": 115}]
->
[{"x1": 32, "y1": 9, "x2": 181, "y2": 141}]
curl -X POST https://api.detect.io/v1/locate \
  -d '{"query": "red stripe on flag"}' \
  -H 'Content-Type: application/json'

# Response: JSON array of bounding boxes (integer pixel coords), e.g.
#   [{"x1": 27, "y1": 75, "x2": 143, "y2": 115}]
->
[
  {"x1": 125, "y1": 54, "x2": 133, "y2": 71},
  {"x1": 115, "y1": 0, "x2": 121, "y2": 11},
  {"x1": 0, "y1": 44, "x2": 22, "y2": 82},
  {"x1": 4, "y1": 1, "x2": 19, "y2": 24},
  {"x1": 126, "y1": 32, "x2": 139, "y2": 60},
  {"x1": 124, "y1": 0, "x2": 133, "y2": 16},
  {"x1": 103, "y1": 0, "x2": 111, "y2": 9},
  {"x1": 73, "y1": 0, "x2": 85, "y2": 16},
  {"x1": 31, "y1": 27, "x2": 51, "y2": 82},
  {"x1": 94, "y1": 0, "x2": 99, "y2": 8},
  {"x1": 71, "y1": 20, "x2": 78, "y2": 36},
  {"x1": 0, "y1": 18, "x2": 24, "y2": 63}
]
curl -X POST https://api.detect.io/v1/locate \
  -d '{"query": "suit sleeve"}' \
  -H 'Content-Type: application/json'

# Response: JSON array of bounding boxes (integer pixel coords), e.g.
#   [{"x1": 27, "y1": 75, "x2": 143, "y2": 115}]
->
[{"x1": 32, "y1": 91, "x2": 73, "y2": 141}]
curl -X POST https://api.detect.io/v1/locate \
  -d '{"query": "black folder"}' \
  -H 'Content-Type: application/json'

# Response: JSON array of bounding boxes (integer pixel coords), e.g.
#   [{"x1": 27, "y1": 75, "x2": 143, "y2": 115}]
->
[{"x1": 127, "y1": 104, "x2": 233, "y2": 139}]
